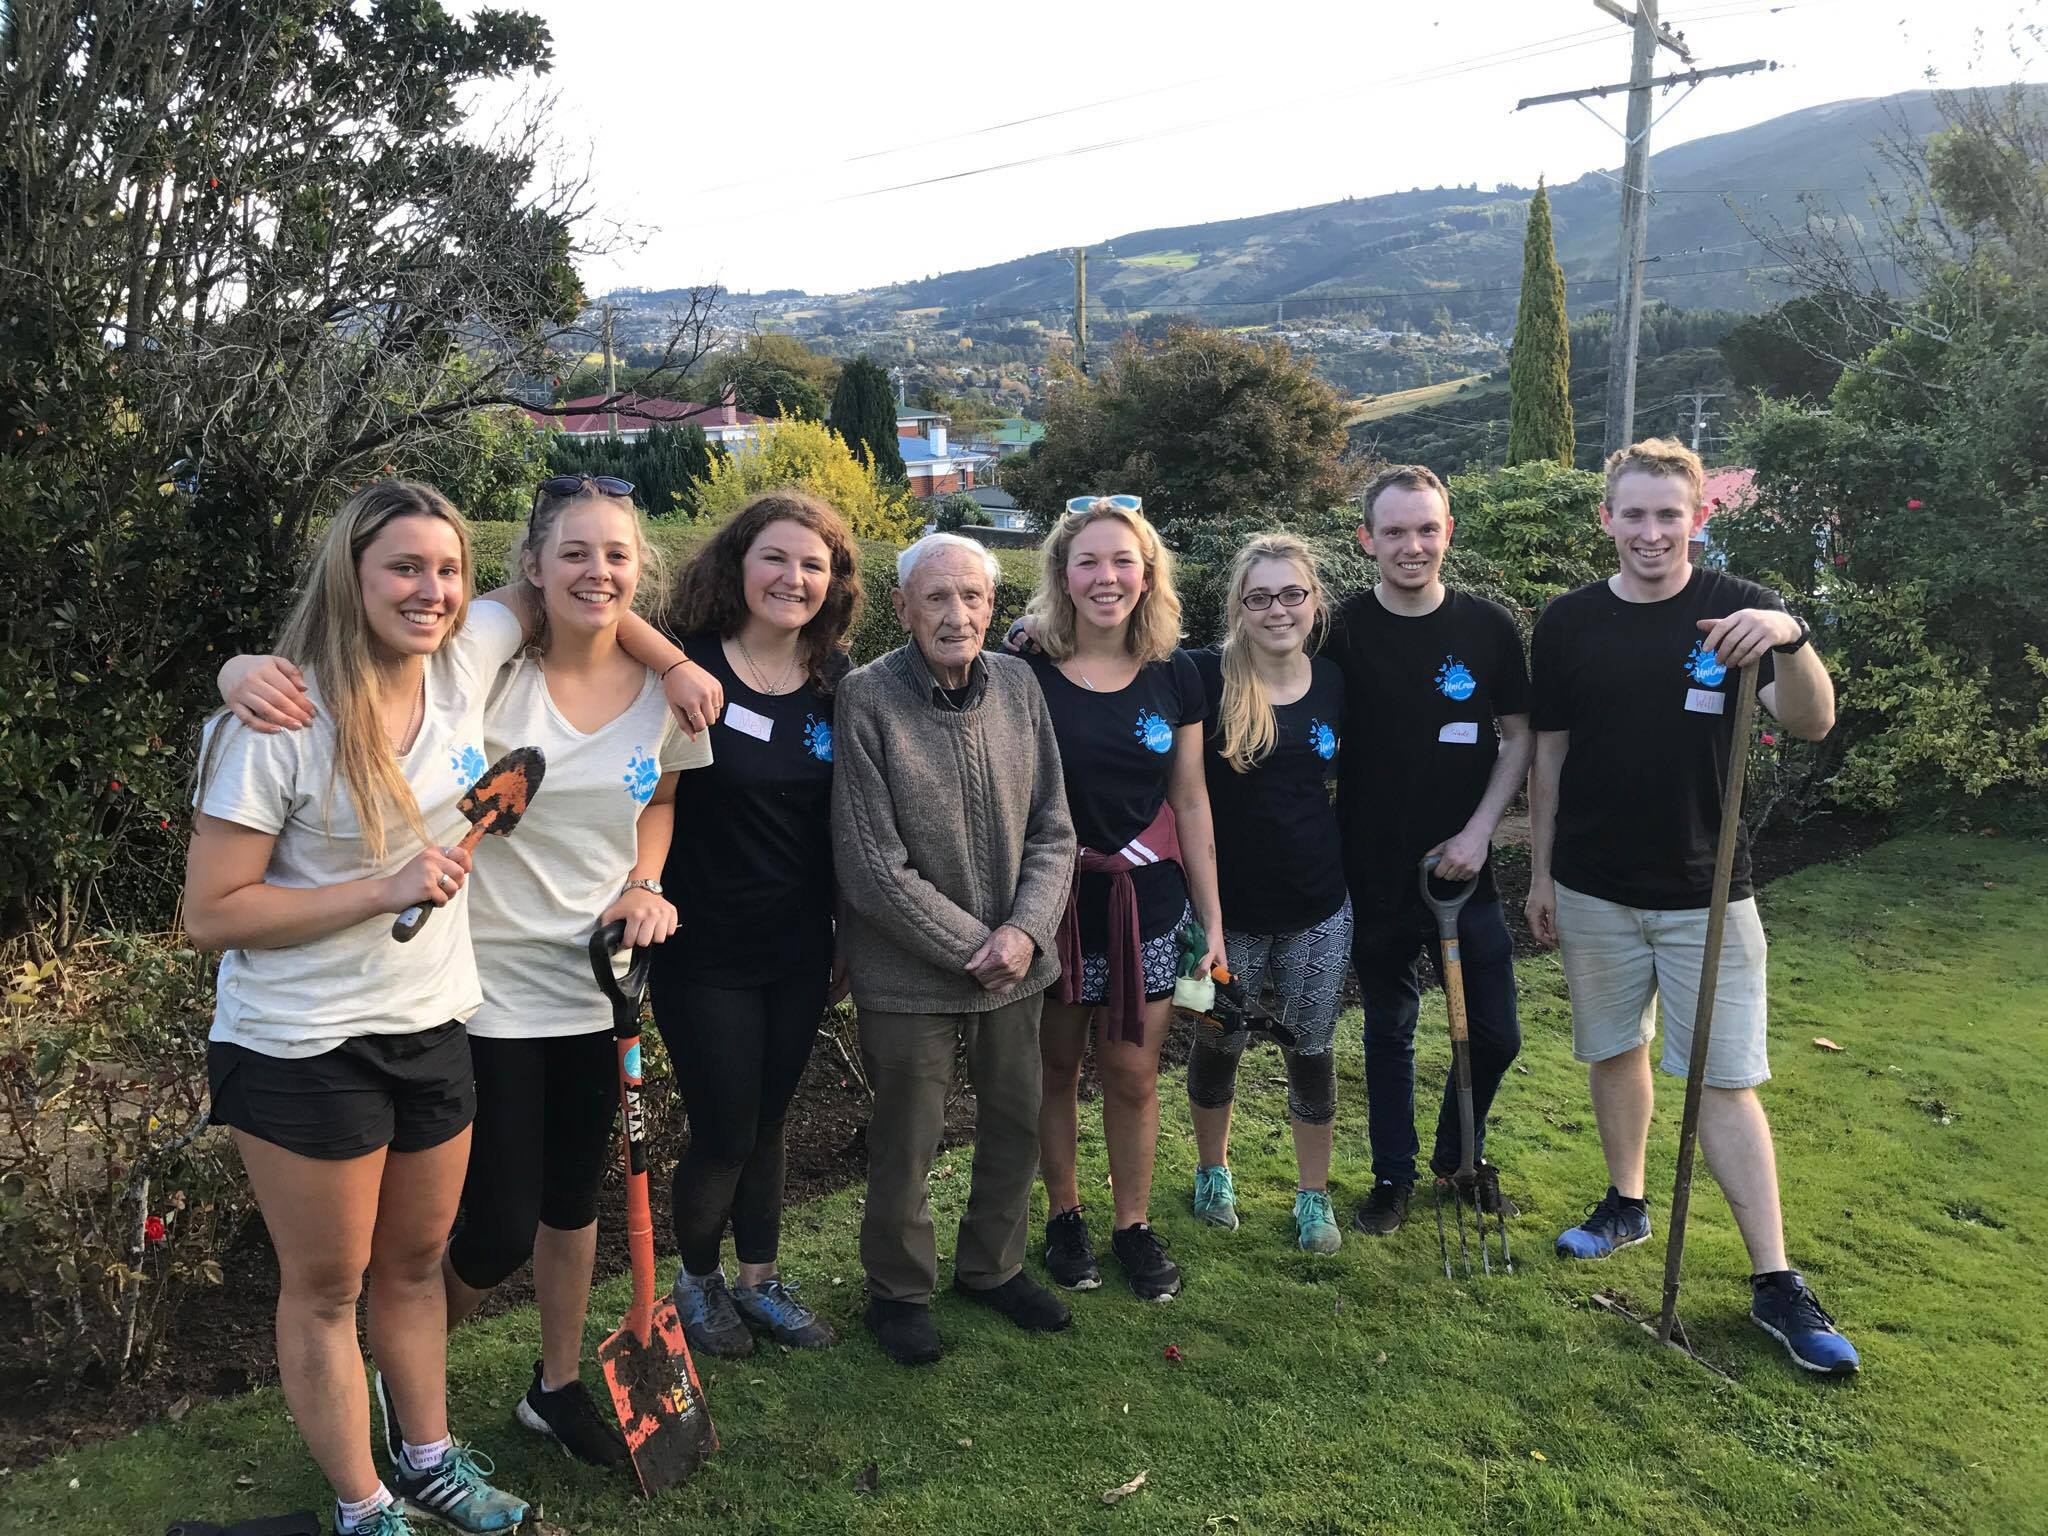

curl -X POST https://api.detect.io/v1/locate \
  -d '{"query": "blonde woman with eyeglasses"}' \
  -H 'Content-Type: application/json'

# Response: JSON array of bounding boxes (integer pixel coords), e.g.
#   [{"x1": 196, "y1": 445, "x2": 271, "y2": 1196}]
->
[
  {"x1": 1019, "y1": 495, "x2": 1225, "y2": 1303},
  {"x1": 1182, "y1": 535, "x2": 1351, "y2": 1253}
]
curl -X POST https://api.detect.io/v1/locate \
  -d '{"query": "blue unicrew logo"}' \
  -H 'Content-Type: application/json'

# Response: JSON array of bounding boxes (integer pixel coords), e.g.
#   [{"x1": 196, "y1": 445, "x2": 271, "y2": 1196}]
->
[
  {"x1": 1309, "y1": 718, "x2": 1337, "y2": 760},
  {"x1": 803, "y1": 714, "x2": 833, "y2": 762},
  {"x1": 450, "y1": 742, "x2": 487, "y2": 789},
  {"x1": 1133, "y1": 709, "x2": 1174, "y2": 753},
  {"x1": 1435, "y1": 657, "x2": 1477, "y2": 701},
  {"x1": 1685, "y1": 641, "x2": 1727, "y2": 687},
  {"x1": 622, "y1": 747, "x2": 659, "y2": 804}
]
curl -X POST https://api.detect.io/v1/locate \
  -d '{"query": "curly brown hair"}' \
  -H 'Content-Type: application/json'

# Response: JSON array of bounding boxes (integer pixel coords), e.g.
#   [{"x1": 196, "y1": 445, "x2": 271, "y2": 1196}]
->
[{"x1": 662, "y1": 489, "x2": 862, "y2": 695}]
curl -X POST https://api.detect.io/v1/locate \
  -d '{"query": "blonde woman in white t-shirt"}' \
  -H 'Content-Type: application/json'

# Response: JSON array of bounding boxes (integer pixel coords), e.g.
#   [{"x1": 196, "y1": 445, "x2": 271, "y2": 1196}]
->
[
  {"x1": 187, "y1": 482, "x2": 535, "y2": 1536},
  {"x1": 219, "y1": 476, "x2": 715, "y2": 1476}
]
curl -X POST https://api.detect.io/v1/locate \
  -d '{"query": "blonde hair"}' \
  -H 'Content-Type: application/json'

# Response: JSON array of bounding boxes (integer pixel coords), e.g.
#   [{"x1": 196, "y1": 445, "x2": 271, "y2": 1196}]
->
[
  {"x1": 514, "y1": 481, "x2": 664, "y2": 657},
  {"x1": 1023, "y1": 500, "x2": 1182, "y2": 666},
  {"x1": 1215, "y1": 535, "x2": 1329, "y2": 773},
  {"x1": 1603, "y1": 437, "x2": 1704, "y2": 511},
  {"x1": 269, "y1": 481, "x2": 472, "y2": 862}
]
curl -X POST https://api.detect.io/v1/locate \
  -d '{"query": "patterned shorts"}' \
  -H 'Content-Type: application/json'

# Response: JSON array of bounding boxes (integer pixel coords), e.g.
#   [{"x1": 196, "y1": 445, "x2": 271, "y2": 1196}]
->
[
  {"x1": 1076, "y1": 904, "x2": 1191, "y2": 1006},
  {"x1": 1210, "y1": 897, "x2": 1355, "y2": 1057}
]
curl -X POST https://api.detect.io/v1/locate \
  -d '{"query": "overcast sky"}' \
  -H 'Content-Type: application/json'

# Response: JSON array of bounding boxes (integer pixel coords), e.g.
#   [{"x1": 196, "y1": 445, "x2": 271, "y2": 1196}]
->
[{"x1": 468, "y1": 0, "x2": 2040, "y2": 298}]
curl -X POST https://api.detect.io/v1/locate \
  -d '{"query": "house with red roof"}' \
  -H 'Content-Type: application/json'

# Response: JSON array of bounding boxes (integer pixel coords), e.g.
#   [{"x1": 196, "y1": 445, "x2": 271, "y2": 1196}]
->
[
  {"x1": 524, "y1": 388, "x2": 768, "y2": 451},
  {"x1": 1696, "y1": 466, "x2": 1756, "y2": 547}
]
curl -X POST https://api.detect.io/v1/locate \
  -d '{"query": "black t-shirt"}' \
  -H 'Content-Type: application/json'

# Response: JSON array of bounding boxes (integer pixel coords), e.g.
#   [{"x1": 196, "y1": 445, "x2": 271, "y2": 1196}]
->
[
  {"x1": 1530, "y1": 567, "x2": 1781, "y2": 910},
  {"x1": 657, "y1": 634, "x2": 845, "y2": 986},
  {"x1": 1026, "y1": 648, "x2": 1205, "y2": 945},
  {"x1": 1190, "y1": 647, "x2": 1347, "y2": 936},
  {"x1": 1326, "y1": 588, "x2": 1531, "y2": 913}
]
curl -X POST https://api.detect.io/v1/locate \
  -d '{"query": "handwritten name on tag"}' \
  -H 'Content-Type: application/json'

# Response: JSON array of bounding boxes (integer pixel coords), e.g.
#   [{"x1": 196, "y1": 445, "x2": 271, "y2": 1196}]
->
[
  {"x1": 1438, "y1": 721, "x2": 1480, "y2": 744},
  {"x1": 1685, "y1": 688, "x2": 1726, "y2": 715},
  {"x1": 724, "y1": 702, "x2": 775, "y2": 741}
]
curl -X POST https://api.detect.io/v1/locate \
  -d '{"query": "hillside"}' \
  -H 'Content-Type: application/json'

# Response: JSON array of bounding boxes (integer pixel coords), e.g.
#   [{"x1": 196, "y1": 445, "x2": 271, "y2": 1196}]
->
[{"x1": 613, "y1": 90, "x2": 2003, "y2": 344}]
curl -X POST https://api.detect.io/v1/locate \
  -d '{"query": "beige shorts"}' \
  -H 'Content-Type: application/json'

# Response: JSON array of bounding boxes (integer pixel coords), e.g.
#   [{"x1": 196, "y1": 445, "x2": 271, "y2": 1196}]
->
[{"x1": 1554, "y1": 881, "x2": 1771, "y2": 1089}]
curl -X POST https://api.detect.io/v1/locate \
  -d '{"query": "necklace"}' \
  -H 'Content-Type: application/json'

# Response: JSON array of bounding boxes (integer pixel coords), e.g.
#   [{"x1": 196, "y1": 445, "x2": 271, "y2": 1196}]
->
[
  {"x1": 736, "y1": 633, "x2": 799, "y2": 695},
  {"x1": 388, "y1": 675, "x2": 424, "y2": 755}
]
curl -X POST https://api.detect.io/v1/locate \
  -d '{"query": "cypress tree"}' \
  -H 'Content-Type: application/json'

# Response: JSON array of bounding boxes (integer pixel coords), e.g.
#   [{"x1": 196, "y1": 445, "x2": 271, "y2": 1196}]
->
[
  {"x1": 829, "y1": 355, "x2": 906, "y2": 483},
  {"x1": 1507, "y1": 179, "x2": 1574, "y2": 467}
]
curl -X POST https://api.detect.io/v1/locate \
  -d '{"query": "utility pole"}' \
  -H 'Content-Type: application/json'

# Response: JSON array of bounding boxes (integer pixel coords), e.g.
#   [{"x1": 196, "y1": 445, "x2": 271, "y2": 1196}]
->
[
  {"x1": 1516, "y1": 4, "x2": 1773, "y2": 458},
  {"x1": 1685, "y1": 389, "x2": 1723, "y2": 454},
  {"x1": 1071, "y1": 246, "x2": 1088, "y2": 375},
  {"x1": 602, "y1": 301, "x2": 618, "y2": 437}
]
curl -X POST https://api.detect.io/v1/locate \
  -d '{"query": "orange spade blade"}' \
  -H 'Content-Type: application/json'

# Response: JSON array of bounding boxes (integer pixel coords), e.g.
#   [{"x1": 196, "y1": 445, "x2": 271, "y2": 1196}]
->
[{"x1": 598, "y1": 1295, "x2": 716, "y2": 1497}]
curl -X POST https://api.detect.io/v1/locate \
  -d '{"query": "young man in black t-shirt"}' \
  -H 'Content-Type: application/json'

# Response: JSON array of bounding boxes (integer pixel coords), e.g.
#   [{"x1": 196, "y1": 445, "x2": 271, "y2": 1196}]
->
[
  {"x1": 1329, "y1": 465, "x2": 1532, "y2": 1237},
  {"x1": 1526, "y1": 438, "x2": 1858, "y2": 1376}
]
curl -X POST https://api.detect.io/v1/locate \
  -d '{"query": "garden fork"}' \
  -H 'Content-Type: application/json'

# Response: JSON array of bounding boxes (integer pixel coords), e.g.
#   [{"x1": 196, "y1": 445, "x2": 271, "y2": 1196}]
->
[{"x1": 1420, "y1": 853, "x2": 1512, "y2": 1280}]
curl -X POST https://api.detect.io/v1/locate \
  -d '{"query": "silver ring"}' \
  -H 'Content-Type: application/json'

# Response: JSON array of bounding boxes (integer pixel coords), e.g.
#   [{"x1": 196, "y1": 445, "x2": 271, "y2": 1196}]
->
[{"x1": 438, "y1": 873, "x2": 454, "y2": 890}]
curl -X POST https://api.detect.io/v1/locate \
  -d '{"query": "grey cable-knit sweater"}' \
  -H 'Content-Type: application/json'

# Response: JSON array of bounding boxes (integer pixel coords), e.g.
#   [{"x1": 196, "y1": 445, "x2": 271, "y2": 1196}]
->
[{"x1": 831, "y1": 643, "x2": 1077, "y2": 1014}]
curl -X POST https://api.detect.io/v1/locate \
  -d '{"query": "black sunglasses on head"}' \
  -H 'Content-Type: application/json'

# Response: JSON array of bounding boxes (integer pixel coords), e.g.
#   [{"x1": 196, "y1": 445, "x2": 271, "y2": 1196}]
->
[{"x1": 534, "y1": 474, "x2": 635, "y2": 507}]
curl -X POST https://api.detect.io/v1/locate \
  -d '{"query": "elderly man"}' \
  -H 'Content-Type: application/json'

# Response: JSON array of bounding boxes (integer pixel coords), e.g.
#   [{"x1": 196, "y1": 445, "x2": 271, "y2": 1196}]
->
[{"x1": 832, "y1": 532, "x2": 1079, "y2": 1366}]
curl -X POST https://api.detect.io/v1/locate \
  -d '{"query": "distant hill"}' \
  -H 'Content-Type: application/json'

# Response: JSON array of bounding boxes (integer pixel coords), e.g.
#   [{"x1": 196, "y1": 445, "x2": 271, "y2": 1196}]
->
[{"x1": 653, "y1": 90, "x2": 1995, "y2": 336}]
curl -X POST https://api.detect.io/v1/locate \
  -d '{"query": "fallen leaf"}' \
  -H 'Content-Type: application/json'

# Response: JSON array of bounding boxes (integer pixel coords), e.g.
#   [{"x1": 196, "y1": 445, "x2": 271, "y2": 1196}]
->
[
  {"x1": 1163, "y1": 1344, "x2": 1183, "y2": 1363},
  {"x1": 1812, "y1": 1037, "x2": 1843, "y2": 1051},
  {"x1": 234, "y1": 1473, "x2": 254, "y2": 1490},
  {"x1": 68, "y1": 1478, "x2": 79, "y2": 1491},
  {"x1": 1530, "y1": 1450, "x2": 1548, "y2": 1462},
  {"x1": 958, "y1": 1437, "x2": 973, "y2": 1448},
  {"x1": 1514, "y1": 1063, "x2": 1530, "y2": 1075},
  {"x1": 748, "y1": 1378, "x2": 765, "y2": 1386},
  {"x1": 1101, "y1": 1469, "x2": 1149, "y2": 1505},
  {"x1": 1374, "y1": 1351, "x2": 1387, "y2": 1367},
  {"x1": 853, "y1": 1461, "x2": 878, "y2": 1494},
  {"x1": 166, "y1": 1396, "x2": 193, "y2": 1423},
  {"x1": 1122, "y1": 1402, "x2": 1129, "y2": 1414}
]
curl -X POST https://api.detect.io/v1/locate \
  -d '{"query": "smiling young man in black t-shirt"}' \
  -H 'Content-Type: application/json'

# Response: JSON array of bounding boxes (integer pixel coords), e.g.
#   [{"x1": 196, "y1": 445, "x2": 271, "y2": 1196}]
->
[
  {"x1": 1329, "y1": 465, "x2": 1532, "y2": 1237},
  {"x1": 1526, "y1": 437, "x2": 1858, "y2": 1376}
]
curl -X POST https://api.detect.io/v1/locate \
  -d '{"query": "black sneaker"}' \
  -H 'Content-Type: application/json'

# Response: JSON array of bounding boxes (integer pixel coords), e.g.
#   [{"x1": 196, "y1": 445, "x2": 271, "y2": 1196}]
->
[
  {"x1": 1430, "y1": 1157, "x2": 1522, "y2": 1218},
  {"x1": 954, "y1": 1271, "x2": 1073, "y2": 1333},
  {"x1": 1353, "y1": 1179, "x2": 1414, "y2": 1235},
  {"x1": 514, "y1": 1361, "x2": 628, "y2": 1468},
  {"x1": 1043, "y1": 1208, "x2": 1101, "y2": 1291},
  {"x1": 1110, "y1": 1222, "x2": 1182, "y2": 1302},
  {"x1": 864, "y1": 1298, "x2": 943, "y2": 1365}
]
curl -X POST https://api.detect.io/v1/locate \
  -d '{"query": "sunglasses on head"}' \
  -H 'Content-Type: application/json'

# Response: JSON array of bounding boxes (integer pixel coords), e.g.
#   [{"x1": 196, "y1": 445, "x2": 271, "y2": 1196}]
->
[
  {"x1": 1065, "y1": 493, "x2": 1143, "y2": 515},
  {"x1": 535, "y1": 474, "x2": 635, "y2": 508}
]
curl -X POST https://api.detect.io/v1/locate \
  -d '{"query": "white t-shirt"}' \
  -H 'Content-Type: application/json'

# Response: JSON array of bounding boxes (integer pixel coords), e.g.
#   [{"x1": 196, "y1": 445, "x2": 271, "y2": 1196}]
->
[
  {"x1": 195, "y1": 601, "x2": 526, "y2": 1059},
  {"x1": 467, "y1": 658, "x2": 710, "y2": 1037}
]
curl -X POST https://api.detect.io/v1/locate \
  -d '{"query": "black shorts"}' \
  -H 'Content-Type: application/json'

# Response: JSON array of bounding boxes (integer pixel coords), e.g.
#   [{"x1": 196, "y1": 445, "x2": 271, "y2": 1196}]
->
[{"x1": 207, "y1": 1021, "x2": 475, "y2": 1161}]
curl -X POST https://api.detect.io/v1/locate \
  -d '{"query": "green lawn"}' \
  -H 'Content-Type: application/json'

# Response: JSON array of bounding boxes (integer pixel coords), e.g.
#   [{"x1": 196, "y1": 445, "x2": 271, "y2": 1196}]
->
[{"x1": 7, "y1": 832, "x2": 2044, "y2": 1534}]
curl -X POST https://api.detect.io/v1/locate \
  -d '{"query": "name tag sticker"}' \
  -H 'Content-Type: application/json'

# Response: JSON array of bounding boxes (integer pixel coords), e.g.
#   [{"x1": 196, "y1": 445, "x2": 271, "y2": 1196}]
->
[
  {"x1": 1438, "y1": 721, "x2": 1479, "y2": 744},
  {"x1": 1685, "y1": 688, "x2": 1727, "y2": 715},
  {"x1": 724, "y1": 702, "x2": 775, "y2": 742}
]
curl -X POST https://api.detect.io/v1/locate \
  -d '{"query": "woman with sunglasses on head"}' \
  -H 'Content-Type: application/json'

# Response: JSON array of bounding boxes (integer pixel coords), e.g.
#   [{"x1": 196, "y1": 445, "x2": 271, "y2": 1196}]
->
[
  {"x1": 1182, "y1": 535, "x2": 1351, "y2": 1254},
  {"x1": 1020, "y1": 495, "x2": 1225, "y2": 1302},
  {"x1": 215, "y1": 475, "x2": 725, "y2": 1491},
  {"x1": 192, "y1": 483, "x2": 535, "y2": 1536},
  {"x1": 651, "y1": 490, "x2": 863, "y2": 1360}
]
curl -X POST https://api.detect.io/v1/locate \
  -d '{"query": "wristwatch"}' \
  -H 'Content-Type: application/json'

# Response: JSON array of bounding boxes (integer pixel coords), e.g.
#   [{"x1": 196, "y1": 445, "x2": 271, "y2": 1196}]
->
[
  {"x1": 1771, "y1": 614, "x2": 1814, "y2": 655},
  {"x1": 622, "y1": 878, "x2": 663, "y2": 896}
]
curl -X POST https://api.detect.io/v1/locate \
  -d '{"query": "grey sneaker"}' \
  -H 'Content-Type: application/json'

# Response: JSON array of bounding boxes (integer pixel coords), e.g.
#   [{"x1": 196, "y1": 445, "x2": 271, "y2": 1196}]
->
[
  {"x1": 731, "y1": 1275, "x2": 837, "y2": 1349},
  {"x1": 673, "y1": 1267, "x2": 755, "y2": 1358}
]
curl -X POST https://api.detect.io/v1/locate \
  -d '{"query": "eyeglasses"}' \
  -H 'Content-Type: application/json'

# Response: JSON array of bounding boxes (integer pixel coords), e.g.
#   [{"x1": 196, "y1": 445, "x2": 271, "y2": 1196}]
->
[
  {"x1": 1065, "y1": 493, "x2": 1143, "y2": 515},
  {"x1": 534, "y1": 474, "x2": 635, "y2": 508},
  {"x1": 1241, "y1": 586, "x2": 1311, "y2": 612}
]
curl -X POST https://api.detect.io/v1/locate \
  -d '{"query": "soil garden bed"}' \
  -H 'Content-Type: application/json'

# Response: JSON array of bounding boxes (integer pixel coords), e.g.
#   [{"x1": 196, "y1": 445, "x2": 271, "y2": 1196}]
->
[{"x1": 0, "y1": 810, "x2": 1890, "y2": 1470}]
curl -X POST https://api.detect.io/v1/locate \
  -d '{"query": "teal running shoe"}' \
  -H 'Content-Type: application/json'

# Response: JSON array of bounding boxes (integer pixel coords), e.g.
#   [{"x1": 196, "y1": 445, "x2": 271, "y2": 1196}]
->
[
  {"x1": 339, "y1": 1503, "x2": 418, "y2": 1536},
  {"x1": 1294, "y1": 1189, "x2": 1342, "y2": 1254},
  {"x1": 392, "y1": 1444, "x2": 529, "y2": 1533},
  {"x1": 1193, "y1": 1164, "x2": 1239, "y2": 1229}
]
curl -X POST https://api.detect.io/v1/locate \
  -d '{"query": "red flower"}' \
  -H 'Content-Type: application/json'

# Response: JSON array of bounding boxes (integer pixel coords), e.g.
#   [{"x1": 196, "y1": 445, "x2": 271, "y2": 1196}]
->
[
  {"x1": 143, "y1": 1215, "x2": 166, "y2": 1245},
  {"x1": 1760, "y1": 732, "x2": 1777, "y2": 746},
  {"x1": 1833, "y1": 555, "x2": 1847, "y2": 565},
  {"x1": 1163, "y1": 1344, "x2": 1183, "y2": 1363},
  {"x1": 110, "y1": 779, "x2": 122, "y2": 792},
  {"x1": 1906, "y1": 498, "x2": 1924, "y2": 510}
]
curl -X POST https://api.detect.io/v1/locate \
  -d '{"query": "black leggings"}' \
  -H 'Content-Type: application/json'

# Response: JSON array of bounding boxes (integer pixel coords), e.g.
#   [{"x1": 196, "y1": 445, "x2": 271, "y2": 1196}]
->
[
  {"x1": 651, "y1": 971, "x2": 827, "y2": 1277},
  {"x1": 447, "y1": 1031, "x2": 618, "y2": 1290}
]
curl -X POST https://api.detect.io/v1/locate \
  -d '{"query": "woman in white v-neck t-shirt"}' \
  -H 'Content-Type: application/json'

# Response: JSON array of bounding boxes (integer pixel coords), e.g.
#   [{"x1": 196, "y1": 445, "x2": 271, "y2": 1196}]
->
[{"x1": 187, "y1": 483, "x2": 534, "y2": 1534}]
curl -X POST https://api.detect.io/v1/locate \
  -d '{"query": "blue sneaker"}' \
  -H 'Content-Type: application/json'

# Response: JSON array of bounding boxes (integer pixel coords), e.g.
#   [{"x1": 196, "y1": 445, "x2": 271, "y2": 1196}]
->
[
  {"x1": 731, "y1": 1274, "x2": 838, "y2": 1349},
  {"x1": 1751, "y1": 1270, "x2": 1860, "y2": 1375},
  {"x1": 673, "y1": 1266, "x2": 754, "y2": 1358},
  {"x1": 1555, "y1": 1186, "x2": 1652, "y2": 1260},
  {"x1": 1193, "y1": 1164, "x2": 1240, "y2": 1229},
  {"x1": 1293, "y1": 1189, "x2": 1341, "y2": 1254},
  {"x1": 392, "y1": 1444, "x2": 528, "y2": 1533}
]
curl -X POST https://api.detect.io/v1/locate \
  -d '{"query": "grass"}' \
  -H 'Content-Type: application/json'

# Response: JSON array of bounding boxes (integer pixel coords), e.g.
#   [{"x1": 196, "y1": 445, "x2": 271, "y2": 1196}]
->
[
  {"x1": 6, "y1": 832, "x2": 2044, "y2": 1534},
  {"x1": 1118, "y1": 250, "x2": 1201, "y2": 271},
  {"x1": 1348, "y1": 374, "x2": 1505, "y2": 425}
]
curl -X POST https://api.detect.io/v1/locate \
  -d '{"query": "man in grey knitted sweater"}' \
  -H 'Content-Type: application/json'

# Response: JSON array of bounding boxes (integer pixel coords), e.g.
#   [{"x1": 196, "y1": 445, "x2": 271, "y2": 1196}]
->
[{"x1": 832, "y1": 533, "x2": 1078, "y2": 1365}]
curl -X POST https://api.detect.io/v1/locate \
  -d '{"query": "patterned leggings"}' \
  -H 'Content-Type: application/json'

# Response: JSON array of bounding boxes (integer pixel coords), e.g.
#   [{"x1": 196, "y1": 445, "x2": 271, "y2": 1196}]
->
[{"x1": 1186, "y1": 898, "x2": 1353, "y2": 1123}]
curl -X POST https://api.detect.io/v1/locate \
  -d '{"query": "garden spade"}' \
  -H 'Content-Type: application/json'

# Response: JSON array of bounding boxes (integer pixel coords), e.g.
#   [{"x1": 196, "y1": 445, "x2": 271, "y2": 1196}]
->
[
  {"x1": 1420, "y1": 853, "x2": 1511, "y2": 1279},
  {"x1": 391, "y1": 746, "x2": 545, "y2": 942},
  {"x1": 1592, "y1": 660, "x2": 1759, "y2": 1377},
  {"x1": 589, "y1": 920, "x2": 716, "y2": 1495}
]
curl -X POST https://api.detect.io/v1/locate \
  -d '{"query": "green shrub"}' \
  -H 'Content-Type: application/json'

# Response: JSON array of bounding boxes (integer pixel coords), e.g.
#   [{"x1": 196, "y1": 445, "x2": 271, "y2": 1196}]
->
[{"x1": 0, "y1": 934, "x2": 249, "y2": 1380}]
